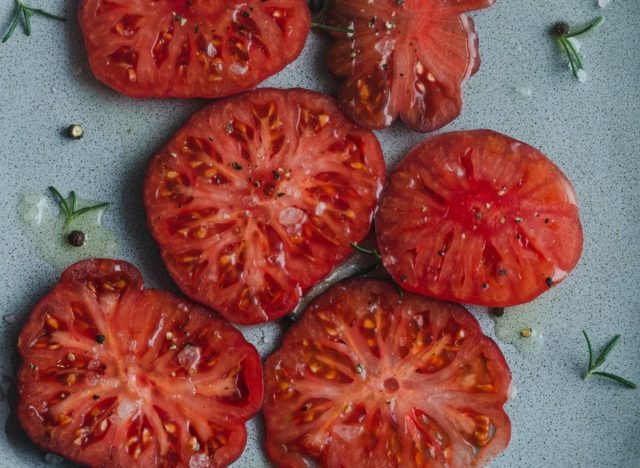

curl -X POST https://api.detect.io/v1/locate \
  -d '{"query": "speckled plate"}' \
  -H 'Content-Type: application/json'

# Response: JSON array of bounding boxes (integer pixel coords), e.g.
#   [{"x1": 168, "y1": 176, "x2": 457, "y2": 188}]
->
[{"x1": 1, "y1": 1, "x2": 639, "y2": 467}]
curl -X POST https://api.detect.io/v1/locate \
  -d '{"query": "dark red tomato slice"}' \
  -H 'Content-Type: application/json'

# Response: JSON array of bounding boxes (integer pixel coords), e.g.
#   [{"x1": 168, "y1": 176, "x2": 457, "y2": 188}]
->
[
  {"x1": 144, "y1": 88, "x2": 386, "y2": 325},
  {"x1": 17, "y1": 259, "x2": 262, "y2": 468},
  {"x1": 376, "y1": 130, "x2": 583, "y2": 307},
  {"x1": 78, "y1": 0, "x2": 310, "y2": 98},
  {"x1": 263, "y1": 279, "x2": 511, "y2": 467},
  {"x1": 325, "y1": 0, "x2": 494, "y2": 132}
]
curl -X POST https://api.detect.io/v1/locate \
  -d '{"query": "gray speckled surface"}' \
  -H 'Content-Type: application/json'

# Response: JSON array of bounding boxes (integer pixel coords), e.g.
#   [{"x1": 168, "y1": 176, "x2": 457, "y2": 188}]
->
[{"x1": 1, "y1": 0, "x2": 639, "y2": 467}]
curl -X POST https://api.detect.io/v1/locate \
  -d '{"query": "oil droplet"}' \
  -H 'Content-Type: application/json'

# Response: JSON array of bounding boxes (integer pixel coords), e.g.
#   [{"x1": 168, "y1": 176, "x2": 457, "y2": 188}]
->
[
  {"x1": 492, "y1": 304, "x2": 553, "y2": 357},
  {"x1": 19, "y1": 193, "x2": 118, "y2": 270}
]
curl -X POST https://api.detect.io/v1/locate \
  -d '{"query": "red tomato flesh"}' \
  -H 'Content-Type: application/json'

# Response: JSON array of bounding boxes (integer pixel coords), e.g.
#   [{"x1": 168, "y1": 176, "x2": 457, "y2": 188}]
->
[
  {"x1": 263, "y1": 279, "x2": 512, "y2": 467},
  {"x1": 17, "y1": 259, "x2": 263, "y2": 467},
  {"x1": 325, "y1": 0, "x2": 495, "y2": 132},
  {"x1": 376, "y1": 130, "x2": 583, "y2": 307},
  {"x1": 144, "y1": 88, "x2": 386, "y2": 325},
  {"x1": 78, "y1": 0, "x2": 310, "y2": 98}
]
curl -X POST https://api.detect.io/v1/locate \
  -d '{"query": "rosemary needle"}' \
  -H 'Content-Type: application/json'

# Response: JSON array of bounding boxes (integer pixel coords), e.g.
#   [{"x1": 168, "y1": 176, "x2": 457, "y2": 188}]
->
[{"x1": 2, "y1": 0, "x2": 66, "y2": 43}]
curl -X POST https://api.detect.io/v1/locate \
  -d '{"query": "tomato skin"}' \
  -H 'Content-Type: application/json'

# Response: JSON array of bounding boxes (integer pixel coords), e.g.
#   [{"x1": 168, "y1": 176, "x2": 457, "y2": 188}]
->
[
  {"x1": 376, "y1": 130, "x2": 583, "y2": 307},
  {"x1": 17, "y1": 259, "x2": 263, "y2": 468},
  {"x1": 78, "y1": 0, "x2": 310, "y2": 98},
  {"x1": 144, "y1": 88, "x2": 386, "y2": 325},
  {"x1": 325, "y1": 0, "x2": 495, "y2": 132},
  {"x1": 263, "y1": 279, "x2": 511, "y2": 468}
]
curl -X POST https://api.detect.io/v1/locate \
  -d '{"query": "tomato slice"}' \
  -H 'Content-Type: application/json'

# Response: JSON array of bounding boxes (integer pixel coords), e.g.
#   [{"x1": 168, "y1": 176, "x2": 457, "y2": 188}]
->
[
  {"x1": 144, "y1": 88, "x2": 386, "y2": 325},
  {"x1": 376, "y1": 130, "x2": 583, "y2": 307},
  {"x1": 17, "y1": 259, "x2": 262, "y2": 467},
  {"x1": 263, "y1": 279, "x2": 511, "y2": 467},
  {"x1": 324, "y1": 0, "x2": 494, "y2": 132},
  {"x1": 78, "y1": 0, "x2": 310, "y2": 98}
]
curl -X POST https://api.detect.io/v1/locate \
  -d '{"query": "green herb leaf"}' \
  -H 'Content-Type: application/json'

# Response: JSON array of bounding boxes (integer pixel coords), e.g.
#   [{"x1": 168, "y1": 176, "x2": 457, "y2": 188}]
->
[
  {"x1": 590, "y1": 371, "x2": 637, "y2": 390},
  {"x1": 2, "y1": 0, "x2": 66, "y2": 43},
  {"x1": 351, "y1": 242, "x2": 382, "y2": 259},
  {"x1": 592, "y1": 334, "x2": 621, "y2": 370},
  {"x1": 72, "y1": 203, "x2": 110, "y2": 219},
  {"x1": 566, "y1": 17, "x2": 604, "y2": 39},
  {"x1": 2, "y1": 11, "x2": 21, "y2": 43},
  {"x1": 582, "y1": 330, "x2": 593, "y2": 370},
  {"x1": 49, "y1": 186, "x2": 71, "y2": 218}
]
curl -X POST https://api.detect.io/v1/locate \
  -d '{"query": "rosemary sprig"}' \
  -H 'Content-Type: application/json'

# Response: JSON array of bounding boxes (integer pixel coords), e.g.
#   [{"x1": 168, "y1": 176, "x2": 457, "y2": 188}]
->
[
  {"x1": 350, "y1": 242, "x2": 403, "y2": 297},
  {"x1": 582, "y1": 331, "x2": 637, "y2": 389},
  {"x1": 552, "y1": 17, "x2": 603, "y2": 80},
  {"x1": 2, "y1": 0, "x2": 66, "y2": 43},
  {"x1": 49, "y1": 187, "x2": 109, "y2": 229}
]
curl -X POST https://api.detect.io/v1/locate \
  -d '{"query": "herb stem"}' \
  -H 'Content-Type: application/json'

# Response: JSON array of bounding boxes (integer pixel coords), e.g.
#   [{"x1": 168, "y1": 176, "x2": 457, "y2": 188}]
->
[{"x1": 311, "y1": 21, "x2": 354, "y2": 35}]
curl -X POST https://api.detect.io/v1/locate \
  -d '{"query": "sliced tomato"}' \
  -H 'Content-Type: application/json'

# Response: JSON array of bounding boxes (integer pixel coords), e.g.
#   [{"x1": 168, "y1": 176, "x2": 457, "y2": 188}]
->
[
  {"x1": 78, "y1": 0, "x2": 310, "y2": 98},
  {"x1": 17, "y1": 259, "x2": 262, "y2": 467},
  {"x1": 325, "y1": 0, "x2": 494, "y2": 132},
  {"x1": 144, "y1": 88, "x2": 386, "y2": 325},
  {"x1": 263, "y1": 279, "x2": 511, "y2": 467},
  {"x1": 376, "y1": 130, "x2": 583, "y2": 307}
]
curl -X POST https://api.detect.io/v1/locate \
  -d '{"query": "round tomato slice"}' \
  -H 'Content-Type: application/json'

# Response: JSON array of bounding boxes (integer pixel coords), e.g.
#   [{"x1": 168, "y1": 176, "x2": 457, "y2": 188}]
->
[
  {"x1": 376, "y1": 130, "x2": 583, "y2": 307},
  {"x1": 17, "y1": 259, "x2": 262, "y2": 468},
  {"x1": 325, "y1": 0, "x2": 494, "y2": 132},
  {"x1": 78, "y1": 0, "x2": 310, "y2": 98},
  {"x1": 263, "y1": 279, "x2": 511, "y2": 467},
  {"x1": 144, "y1": 88, "x2": 386, "y2": 325}
]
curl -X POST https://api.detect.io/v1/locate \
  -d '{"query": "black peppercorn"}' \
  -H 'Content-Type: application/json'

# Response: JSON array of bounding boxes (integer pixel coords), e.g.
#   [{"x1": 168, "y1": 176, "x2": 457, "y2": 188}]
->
[
  {"x1": 554, "y1": 22, "x2": 570, "y2": 36},
  {"x1": 95, "y1": 334, "x2": 105, "y2": 344},
  {"x1": 67, "y1": 230, "x2": 86, "y2": 247},
  {"x1": 490, "y1": 307, "x2": 505, "y2": 317}
]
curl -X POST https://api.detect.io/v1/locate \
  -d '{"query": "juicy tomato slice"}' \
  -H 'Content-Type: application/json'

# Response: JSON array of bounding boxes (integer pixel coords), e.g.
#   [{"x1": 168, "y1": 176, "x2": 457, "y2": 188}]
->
[
  {"x1": 78, "y1": 0, "x2": 310, "y2": 98},
  {"x1": 263, "y1": 279, "x2": 512, "y2": 467},
  {"x1": 144, "y1": 88, "x2": 386, "y2": 325},
  {"x1": 376, "y1": 130, "x2": 583, "y2": 307},
  {"x1": 17, "y1": 259, "x2": 262, "y2": 468},
  {"x1": 325, "y1": 0, "x2": 494, "y2": 132}
]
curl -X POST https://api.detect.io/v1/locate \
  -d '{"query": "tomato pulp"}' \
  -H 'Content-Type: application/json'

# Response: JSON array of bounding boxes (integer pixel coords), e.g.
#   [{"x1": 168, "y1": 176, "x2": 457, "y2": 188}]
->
[
  {"x1": 79, "y1": 0, "x2": 310, "y2": 98},
  {"x1": 325, "y1": 0, "x2": 495, "y2": 131},
  {"x1": 17, "y1": 259, "x2": 263, "y2": 467},
  {"x1": 264, "y1": 279, "x2": 512, "y2": 467},
  {"x1": 144, "y1": 88, "x2": 386, "y2": 324},
  {"x1": 376, "y1": 130, "x2": 583, "y2": 307}
]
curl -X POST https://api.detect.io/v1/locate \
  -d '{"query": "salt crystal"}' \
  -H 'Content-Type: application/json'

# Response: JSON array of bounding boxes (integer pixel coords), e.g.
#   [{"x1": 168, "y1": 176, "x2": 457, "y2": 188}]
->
[
  {"x1": 178, "y1": 345, "x2": 202, "y2": 371},
  {"x1": 3, "y1": 313, "x2": 17, "y2": 324},
  {"x1": 515, "y1": 86, "x2": 532, "y2": 98},
  {"x1": 117, "y1": 398, "x2": 139, "y2": 420},
  {"x1": 598, "y1": 0, "x2": 611, "y2": 8},
  {"x1": 189, "y1": 453, "x2": 212, "y2": 468},
  {"x1": 577, "y1": 69, "x2": 588, "y2": 83},
  {"x1": 279, "y1": 207, "x2": 305, "y2": 226}
]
